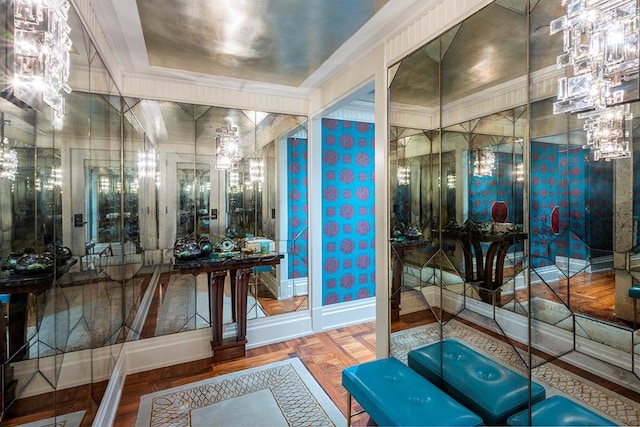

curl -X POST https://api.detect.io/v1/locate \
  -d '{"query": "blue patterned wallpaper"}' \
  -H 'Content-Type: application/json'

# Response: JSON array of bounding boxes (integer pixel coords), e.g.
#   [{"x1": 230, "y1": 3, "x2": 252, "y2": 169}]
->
[
  {"x1": 321, "y1": 119, "x2": 376, "y2": 305},
  {"x1": 287, "y1": 138, "x2": 309, "y2": 279}
]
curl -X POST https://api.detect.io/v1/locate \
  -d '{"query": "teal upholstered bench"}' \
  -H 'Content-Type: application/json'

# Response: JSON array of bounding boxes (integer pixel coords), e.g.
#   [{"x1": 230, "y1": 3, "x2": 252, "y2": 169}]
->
[
  {"x1": 507, "y1": 395, "x2": 618, "y2": 426},
  {"x1": 342, "y1": 357, "x2": 483, "y2": 426},
  {"x1": 408, "y1": 338, "x2": 546, "y2": 425}
]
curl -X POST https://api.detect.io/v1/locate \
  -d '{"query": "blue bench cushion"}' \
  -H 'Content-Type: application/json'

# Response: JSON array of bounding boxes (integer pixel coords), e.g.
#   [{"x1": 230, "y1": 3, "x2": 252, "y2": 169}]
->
[
  {"x1": 342, "y1": 357, "x2": 483, "y2": 426},
  {"x1": 507, "y1": 395, "x2": 618, "y2": 426},
  {"x1": 408, "y1": 338, "x2": 546, "y2": 426}
]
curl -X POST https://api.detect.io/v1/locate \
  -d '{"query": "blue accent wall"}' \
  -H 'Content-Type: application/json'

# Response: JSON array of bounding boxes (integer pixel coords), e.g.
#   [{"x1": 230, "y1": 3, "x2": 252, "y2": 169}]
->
[
  {"x1": 321, "y1": 119, "x2": 375, "y2": 305},
  {"x1": 287, "y1": 138, "x2": 308, "y2": 279}
]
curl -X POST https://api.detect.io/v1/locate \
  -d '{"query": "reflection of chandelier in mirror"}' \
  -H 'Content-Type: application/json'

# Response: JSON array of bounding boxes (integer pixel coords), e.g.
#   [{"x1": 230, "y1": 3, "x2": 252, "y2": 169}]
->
[
  {"x1": 39, "y1": 167, "x2": 62, "y2": 190},
  {"x1": 515, "y1": 163, "x2": 524, "y2": 182},
  {"x1": 138, "y1": 148, "x2": 158, "y2": 179},
  {"x1": 0, "y1": 138, "x2": 18, "y2": 181},
  {"x1": 472, "y1": 147, "x2": 495, "y2": 177},
  {"x1": 99, "y1": 176, "x2": 121, "y2": 193},
  {"x1": 216, "y1": 125, "x2": 240, "y2": 170},
  {"x1": 550, "y1": 0, "x2": 638, "y2": 160},
  {"x1": 249, "y1": 159, "x2": 264, "y2": 185},
  {"x1": 397, "y1": 165, "x2": 410, "y2": 186},
  {"x1": 447, "y1": 173, "x2": 456, "y2": 189},
  {"x1": 13, "y1": 0, "x2": 72, "y2": 118},
  {"x1": 229, "y1": 170, "x2": 240, "y2": 189}
]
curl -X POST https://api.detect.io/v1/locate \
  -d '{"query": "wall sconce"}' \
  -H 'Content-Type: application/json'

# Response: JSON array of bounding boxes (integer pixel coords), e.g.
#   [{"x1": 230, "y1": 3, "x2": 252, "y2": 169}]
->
[
  {"x1": 473, "y1": 146, "x2": 495, "y2": 177},
  {"x1": 13, "y1": 0, "x2": 73, "y2": 118},
  {"x1": 216, "y1": 125, "x2": 240, "y2": 170},
  {"x1": 550, "y1": 0, "x2": 638, "y2": 160},
  {"x1": 397, "y1": 165, "x2": 410, "y2": 186},
  {"x1": 0, "y1": 138, "x2": 18, "y2": 181}
]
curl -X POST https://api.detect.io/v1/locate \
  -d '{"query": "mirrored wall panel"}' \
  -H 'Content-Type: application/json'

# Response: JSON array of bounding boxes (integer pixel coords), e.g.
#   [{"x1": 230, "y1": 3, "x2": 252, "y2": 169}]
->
[{"x1": 388, "y1": 0, "x2": 639, "y2": 378}]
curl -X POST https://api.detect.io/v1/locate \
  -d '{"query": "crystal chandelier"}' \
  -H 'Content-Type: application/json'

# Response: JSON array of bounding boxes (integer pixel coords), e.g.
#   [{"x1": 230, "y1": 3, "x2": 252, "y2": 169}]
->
[
  {"x1": 579, "y1": 104, "x2": 632, "y2": 160},
  {"x1": 550, "y1": 0, "x2": 639, "y2": 160},
  {"x1": 13, "y1": 0, "x2": 73, "y2": 118},
  {"x1": 397, "y1": 165, "x2": 410, "y2": 186},
  {"x1": 0, "y1": 140, "x2": 18, "y2": 181},
  {"x1": 473, "y1": 146, "x2": 495, "y2": 177},
  {"x1": 215, "y1": 126, "x2": 240, "y2": 170}
]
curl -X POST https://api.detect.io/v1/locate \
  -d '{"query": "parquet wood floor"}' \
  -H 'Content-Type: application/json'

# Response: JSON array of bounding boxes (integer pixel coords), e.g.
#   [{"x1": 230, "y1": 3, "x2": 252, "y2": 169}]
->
[{"x1": 1, "y1": 271, "x2": 636, "y2": 426}]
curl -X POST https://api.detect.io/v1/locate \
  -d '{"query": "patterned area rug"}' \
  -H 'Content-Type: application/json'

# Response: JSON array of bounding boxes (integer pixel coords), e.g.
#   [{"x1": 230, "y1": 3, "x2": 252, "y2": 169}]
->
[
  {"x1": 391, "y1": 320, "x2": 640, "y2": 426},
  {"x1": 135, "y1": 358, "x2": 344, "y2": 427}
]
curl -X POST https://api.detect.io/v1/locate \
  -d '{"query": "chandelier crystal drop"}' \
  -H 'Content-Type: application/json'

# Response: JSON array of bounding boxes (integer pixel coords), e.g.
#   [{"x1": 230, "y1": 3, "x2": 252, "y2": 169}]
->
[{"x1": 13, "y1": 0, "x2": 73, "y2": 118}]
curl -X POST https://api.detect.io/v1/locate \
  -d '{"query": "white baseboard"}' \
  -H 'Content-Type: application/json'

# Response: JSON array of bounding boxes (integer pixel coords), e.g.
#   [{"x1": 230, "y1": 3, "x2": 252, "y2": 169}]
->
[{"x1": 318, "y1": 297, "x2": 376, "y2": 331}]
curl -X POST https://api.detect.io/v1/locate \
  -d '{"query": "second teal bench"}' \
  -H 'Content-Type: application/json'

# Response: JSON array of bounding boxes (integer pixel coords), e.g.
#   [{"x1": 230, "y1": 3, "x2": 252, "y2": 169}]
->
[
  {"x1": 408, "y1": 338, "x2": 546, "y2": 425},
  {"x1": 507, "y1": 395, "x2": 618, "y2": 426}
]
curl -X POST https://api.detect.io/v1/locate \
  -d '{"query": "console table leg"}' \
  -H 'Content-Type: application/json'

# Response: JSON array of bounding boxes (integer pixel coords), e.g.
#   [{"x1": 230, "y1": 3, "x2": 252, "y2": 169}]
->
[
  {"x1": 207, "y1": 271, "x2": 227, "y2": 347},
  {"x1": 235, "y1": 268, "x2": 252, "y2": 342}
]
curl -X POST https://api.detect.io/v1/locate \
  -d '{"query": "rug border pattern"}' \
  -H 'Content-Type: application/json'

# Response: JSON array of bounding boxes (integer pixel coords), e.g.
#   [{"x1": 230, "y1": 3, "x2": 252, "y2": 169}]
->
[{"x1": 136, "y1": 357, "x2": 344, "y2": 427}]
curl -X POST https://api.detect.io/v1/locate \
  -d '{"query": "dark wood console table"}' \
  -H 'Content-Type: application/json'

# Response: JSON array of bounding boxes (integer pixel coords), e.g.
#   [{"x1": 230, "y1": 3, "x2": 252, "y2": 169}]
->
[
  {"x1": 174, "y1": 253, "x2": 283, "y2": 362},
  {"x1": 442, "y1": 224, "x2": 527, "y2": 304}
]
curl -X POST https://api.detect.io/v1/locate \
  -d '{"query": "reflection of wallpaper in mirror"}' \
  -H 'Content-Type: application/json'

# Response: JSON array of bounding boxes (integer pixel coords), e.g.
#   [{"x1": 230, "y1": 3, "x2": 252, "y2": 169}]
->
[
  {"x1": 287, "y1": 137, "x2": 308, "y2": 279},
  {"x1": 468, "y1": 151, "x2": 522, "y2": 223},
  {"x1": 585, "y1": 159, "x2": 614, "y2": 256},
  {"x1": 530, "y1": 142, "x2": 593, "y2": 268},
  {"x1": 321, "y1": 119, "x2": 375, "y2": 305}
]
